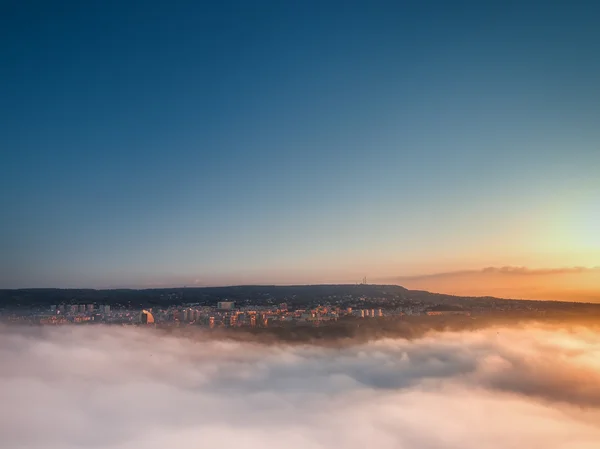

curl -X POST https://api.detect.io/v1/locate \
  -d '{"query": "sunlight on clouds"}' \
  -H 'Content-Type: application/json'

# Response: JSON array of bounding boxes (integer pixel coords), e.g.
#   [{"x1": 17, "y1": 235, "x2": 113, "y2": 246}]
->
[{"x1": 1, "y1": 324, "x2": 600, "y2": 448}]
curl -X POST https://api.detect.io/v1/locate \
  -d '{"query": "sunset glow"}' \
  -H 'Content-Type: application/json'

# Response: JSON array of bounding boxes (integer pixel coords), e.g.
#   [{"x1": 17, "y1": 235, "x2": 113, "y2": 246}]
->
[{"x1": 0, "y1": 2, "x2": 598, "y2": 301}]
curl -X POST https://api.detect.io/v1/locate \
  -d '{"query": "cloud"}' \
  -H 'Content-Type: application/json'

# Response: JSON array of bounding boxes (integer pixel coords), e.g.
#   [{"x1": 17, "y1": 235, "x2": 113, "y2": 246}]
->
[
  {"x1": 1, "y1": 323, "x2": 600, "y2": 448},
  {"x1": 396, "y1": 266, "x2": 600, "y2": 281},
  {"x1": 384, "y1": 266, "x2": 600, "y2": 301}
]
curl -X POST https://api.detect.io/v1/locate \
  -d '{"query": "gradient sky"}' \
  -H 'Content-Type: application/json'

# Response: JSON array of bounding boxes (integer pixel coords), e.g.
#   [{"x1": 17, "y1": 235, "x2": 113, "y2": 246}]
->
[{"x1": 1, "y1": 1, "x2": 599, "y2": 291}]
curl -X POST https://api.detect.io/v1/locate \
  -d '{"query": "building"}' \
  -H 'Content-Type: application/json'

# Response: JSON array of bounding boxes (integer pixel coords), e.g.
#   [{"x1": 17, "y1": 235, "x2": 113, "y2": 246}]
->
[
  {"x1": 218, "y1": 301, "x2": 235, "y2": 310},
  {"x1": 140, "y1": 310, "x2": 155, "y2": 324}
]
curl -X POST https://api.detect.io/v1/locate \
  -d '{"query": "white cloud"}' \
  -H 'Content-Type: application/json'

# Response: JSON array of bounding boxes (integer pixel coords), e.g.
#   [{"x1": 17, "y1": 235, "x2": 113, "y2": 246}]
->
[{"x1": 1, "y1": 324, "x2": 599, "y2": 448}]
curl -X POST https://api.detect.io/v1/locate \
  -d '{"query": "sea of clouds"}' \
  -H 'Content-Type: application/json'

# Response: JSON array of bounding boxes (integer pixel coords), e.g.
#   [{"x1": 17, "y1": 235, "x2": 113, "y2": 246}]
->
[{"x1": 1, "y1": 323, "x2": 599, "y2": 449}]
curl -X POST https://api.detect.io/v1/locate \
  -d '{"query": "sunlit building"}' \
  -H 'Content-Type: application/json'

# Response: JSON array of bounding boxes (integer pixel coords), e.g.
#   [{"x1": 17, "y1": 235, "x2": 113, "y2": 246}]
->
[{"x1": 140, "y1": 310, "x2": 155, "y2": 324}]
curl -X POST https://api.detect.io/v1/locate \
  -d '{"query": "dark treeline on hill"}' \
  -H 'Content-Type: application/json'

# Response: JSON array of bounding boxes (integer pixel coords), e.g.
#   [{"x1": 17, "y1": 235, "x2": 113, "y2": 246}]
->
[
  {"x1": 1, "y1": 285, "x2": 405, "y2": 308},
  {"x1": 0, "y1": 284, "x2": 599, "y2": 312}
]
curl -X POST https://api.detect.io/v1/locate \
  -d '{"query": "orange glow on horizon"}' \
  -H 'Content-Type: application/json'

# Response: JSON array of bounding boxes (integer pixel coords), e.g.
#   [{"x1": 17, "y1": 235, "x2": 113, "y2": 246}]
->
[{"x1": 392, "y1": 266, "x2": 600, "y2": 302}]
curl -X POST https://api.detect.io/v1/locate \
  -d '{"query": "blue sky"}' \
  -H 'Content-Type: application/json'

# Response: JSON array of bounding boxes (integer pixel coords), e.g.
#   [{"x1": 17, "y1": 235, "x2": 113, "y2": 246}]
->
[{"x1": 1, "y1": 1, "x2": 599, "y2": 288}]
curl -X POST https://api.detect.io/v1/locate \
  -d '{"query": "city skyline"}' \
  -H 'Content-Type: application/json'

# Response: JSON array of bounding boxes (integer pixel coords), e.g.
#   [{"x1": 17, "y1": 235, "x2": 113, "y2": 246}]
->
[{"x1": 1, "y1": 1, "x2": 599, "y2": 299}]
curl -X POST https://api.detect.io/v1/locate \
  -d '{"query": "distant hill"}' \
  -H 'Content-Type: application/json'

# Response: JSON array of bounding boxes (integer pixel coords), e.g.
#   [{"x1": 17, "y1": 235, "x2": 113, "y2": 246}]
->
[
  {"x1": 0, "y1": 284, "x2": 597, "y2": 310},
  {"x1": 0, "y1": 284, "x2": 407, "y2": 308}
]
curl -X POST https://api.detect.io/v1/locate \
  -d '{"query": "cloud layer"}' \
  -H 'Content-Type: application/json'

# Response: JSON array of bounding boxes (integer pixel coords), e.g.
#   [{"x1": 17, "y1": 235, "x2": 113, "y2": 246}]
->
[
  {"x1": 1, "y1": 324, "x2": 600, "y2": 449},
  {"x1": 388, "y1": 266, "x2": 600, "y2": 301}
]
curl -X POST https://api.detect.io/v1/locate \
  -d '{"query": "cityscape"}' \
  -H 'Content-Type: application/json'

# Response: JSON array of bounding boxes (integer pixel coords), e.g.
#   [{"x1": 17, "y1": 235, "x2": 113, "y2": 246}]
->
[{"x1": 3, "y1": 284, "x2": 599, "y2": 330}]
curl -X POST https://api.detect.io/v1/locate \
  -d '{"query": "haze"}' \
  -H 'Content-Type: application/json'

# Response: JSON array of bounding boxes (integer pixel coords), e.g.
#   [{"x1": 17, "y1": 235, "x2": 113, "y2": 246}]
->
[{"x1": 2, "y1": 323, "x2": 600, "y2": 448}]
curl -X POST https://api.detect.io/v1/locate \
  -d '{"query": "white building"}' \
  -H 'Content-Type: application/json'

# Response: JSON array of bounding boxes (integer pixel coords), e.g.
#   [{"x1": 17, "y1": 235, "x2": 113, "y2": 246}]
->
[{"x1": 218, "y1": 301, "x2": 235, "y2": 310}]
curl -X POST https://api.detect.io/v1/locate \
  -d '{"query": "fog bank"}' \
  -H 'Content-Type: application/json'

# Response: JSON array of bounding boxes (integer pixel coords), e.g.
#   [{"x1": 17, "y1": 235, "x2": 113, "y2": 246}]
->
[{"x1": 1, "y1": 324, "x2": 599, "y2": 448}]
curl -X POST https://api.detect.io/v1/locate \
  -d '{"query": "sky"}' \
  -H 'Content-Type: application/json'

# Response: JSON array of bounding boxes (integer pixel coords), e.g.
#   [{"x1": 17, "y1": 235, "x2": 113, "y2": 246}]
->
[
  {"x1": 1, "y1": 1, "x2": 599, "y2": 294},
  {"x1": 2, "y1": 323, "x2": 600, "y2": 448}
]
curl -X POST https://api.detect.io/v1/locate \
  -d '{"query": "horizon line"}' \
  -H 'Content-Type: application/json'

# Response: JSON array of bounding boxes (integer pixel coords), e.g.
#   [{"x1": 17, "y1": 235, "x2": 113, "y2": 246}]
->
[{"x1": 3, "y1": 283, "x2": 599, "y2": 305}]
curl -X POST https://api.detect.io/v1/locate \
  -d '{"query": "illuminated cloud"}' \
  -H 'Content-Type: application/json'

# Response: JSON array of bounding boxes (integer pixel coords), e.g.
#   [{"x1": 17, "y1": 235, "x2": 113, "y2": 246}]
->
[
  {"x1": 1, "y1": 324, "x2": 599, "y2": 448},
  {"x1": 400, "y1": 266, "x2": 600, "y2": 279},
  {"x1": 386, "y1": 266, "x2": 600, "y2": 302}
]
